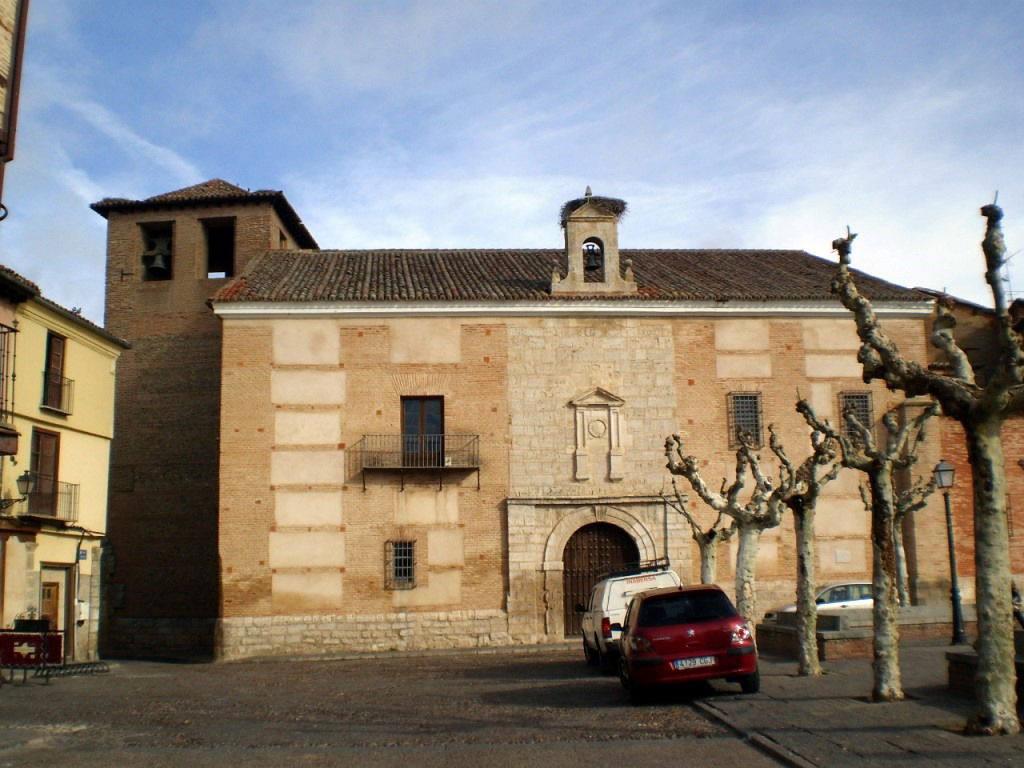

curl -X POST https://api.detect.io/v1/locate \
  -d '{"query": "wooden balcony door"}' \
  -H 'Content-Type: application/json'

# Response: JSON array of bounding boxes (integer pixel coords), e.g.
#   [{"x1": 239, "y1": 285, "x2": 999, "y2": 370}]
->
[
  {"x1": 401, "y1": 396, "x2": 443, "y2": 467},
  {"x1": 29, "y1": 428, "x2": 59, "y2": 517}
]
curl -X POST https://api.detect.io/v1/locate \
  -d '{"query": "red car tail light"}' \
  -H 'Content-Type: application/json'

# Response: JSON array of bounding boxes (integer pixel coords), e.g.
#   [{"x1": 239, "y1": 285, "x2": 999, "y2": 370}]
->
[
  {"x1": 730, "y1": 623, "x2": 753, "y2": 646},
  {"x1": 628, "y1": 634, "x2": 653, "y2": 653},
  {"x1": 601, "y1": 617, "x2": 612, "y2": 638}
]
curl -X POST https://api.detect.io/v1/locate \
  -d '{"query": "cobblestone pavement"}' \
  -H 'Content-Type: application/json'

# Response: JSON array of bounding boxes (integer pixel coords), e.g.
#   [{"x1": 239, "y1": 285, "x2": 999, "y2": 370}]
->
[
  {"x1": 699, "y1": 643, "x2": 1024, "y2": 767},
  {"x1": 0, "y1": 646, "x2": 778, "y2": 767}
]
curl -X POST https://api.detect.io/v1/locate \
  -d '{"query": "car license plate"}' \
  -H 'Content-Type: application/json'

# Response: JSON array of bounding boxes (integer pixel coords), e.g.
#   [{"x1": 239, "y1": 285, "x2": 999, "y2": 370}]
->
[{"x1": 672, "y1": 656, "x2": 715, "y2": 670}]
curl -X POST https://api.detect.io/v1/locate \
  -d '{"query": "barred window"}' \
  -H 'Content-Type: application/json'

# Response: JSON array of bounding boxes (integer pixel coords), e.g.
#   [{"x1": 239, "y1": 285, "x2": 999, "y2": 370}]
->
[
  {"x1": 727, "y1": 392, "x2": 762, "y2": 448},
  {"x1": 385, "y1": 540, "x2": 416, "y2": 590},
  {"x1": 840, "y1": 392, "x2": 873, "y2": 441}
]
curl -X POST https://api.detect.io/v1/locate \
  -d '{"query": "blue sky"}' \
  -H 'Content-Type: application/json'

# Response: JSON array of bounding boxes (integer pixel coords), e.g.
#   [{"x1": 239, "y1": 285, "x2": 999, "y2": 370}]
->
[{"x1": 0, "y1": 0, "x2": 1022, "y2": 324}]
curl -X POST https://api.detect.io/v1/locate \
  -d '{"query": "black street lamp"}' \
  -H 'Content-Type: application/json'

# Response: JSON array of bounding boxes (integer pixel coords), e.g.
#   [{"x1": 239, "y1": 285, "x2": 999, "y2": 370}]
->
[
  {"x1": 933, "y1": 460, "x2": 969, "y2": 645},
  {"x1": 0, "y1": 470, "x2": 35, "y2": 510}
]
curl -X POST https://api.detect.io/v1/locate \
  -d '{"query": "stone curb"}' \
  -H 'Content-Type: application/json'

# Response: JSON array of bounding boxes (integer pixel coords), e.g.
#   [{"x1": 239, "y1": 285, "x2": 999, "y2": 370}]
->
[{"x1": 692, "y1": 698, "x2": 819, "y2": 768}]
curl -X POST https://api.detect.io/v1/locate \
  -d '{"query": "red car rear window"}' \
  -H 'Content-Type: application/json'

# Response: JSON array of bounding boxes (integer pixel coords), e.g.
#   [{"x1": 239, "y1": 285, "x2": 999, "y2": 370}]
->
[{"x1": 637, "y1": 591, "x2": 737, "y2": 627}]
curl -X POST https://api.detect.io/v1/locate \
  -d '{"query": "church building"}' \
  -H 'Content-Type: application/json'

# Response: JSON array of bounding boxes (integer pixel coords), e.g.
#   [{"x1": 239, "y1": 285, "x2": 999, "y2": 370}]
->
[{"x1": 92, "y1": 180, "x2": 951, "y2": 660}]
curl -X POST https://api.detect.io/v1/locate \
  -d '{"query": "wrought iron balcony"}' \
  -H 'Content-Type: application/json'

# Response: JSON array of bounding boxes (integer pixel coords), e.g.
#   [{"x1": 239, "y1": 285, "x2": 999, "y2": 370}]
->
[
  {"x1": 351, "y1": 434, "x2": 480, "y2": 490},
  {"x1": 41, "y1": 371, "x2": 74, "y2": 414},
  {"x1": 25, "y1": 475, "x2": 80, "y2": 523}
]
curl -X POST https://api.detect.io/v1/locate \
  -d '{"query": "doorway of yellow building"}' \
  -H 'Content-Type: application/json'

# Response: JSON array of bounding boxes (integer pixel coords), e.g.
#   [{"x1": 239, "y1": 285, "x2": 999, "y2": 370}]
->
[{"x1": 40, "y1": 565, "x2": 72, "y2": 662}]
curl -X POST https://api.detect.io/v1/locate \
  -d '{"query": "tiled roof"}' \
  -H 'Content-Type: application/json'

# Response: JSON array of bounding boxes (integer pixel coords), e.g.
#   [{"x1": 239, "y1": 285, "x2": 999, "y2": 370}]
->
[
  {"x1": 90, "y1": 179, "x2": 319, "y2": 249},
  {"x1": 0, "y1": 263, "x2": 40, "y2": 298},
  {"x1": 145, "y1": 179, "x2": 250, "y2": 203},
  {"x1": 211, "y1": 248, "x2": 925, "y2": 304}
]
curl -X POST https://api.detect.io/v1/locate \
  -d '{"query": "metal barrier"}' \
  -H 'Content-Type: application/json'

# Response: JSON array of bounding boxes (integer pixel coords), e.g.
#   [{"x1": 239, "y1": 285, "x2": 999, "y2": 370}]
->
[{"x1": 0, "y1": 628, "x2": 63, "y2": 685}]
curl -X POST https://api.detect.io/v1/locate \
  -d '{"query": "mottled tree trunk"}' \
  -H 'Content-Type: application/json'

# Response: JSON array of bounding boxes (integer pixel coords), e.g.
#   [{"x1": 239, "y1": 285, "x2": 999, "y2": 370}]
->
[
  {"x1": 793, "y1": 502, "x2": 822, "y2": 676},
  {"x1": 734, "y1": 522, "x2": 761, "y2": 622},
  {"x1": 966, "y1": 419, "x2": 1019, "y2": 734},
  {"x1": 698, "y1": 538, "x2": 719, "y2": 584},
  {"x1": 893, "y1": 522, "x2": 911, "y2": 608},
  {"x1": 870, "y1": 468, "x2": 903, "y2": 702}
]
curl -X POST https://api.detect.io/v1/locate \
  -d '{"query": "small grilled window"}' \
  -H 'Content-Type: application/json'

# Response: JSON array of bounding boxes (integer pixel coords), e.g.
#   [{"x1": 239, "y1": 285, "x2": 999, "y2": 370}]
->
[
  {"x1": 727, "y1": 392, "x2": 763, "y2": 448},
  {"x1": 840, "y1": 392, "x2": 873, "y2": 441},
  {"x1": 385, "y1": 540, "x2": 416, "y2": 590}
]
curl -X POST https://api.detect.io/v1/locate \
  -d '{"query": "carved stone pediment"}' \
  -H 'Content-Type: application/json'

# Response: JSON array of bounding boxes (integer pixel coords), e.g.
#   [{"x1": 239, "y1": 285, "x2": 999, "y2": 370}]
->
[{"x1": 569, "y1": 387, "x2": 625, "y2": 408}]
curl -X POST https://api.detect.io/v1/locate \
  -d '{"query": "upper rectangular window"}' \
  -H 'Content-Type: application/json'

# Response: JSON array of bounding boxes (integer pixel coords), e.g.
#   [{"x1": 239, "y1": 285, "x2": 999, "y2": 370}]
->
[
  {"x1": 840, "y1": 391, "x2": 873, "y2": 442},
  {"x1": 140, "y1": 221, "x2": 173, "y2": 280},
  {"x1": 203, "y1": 217, "x2": 236, "y2": 278},
  {"x1": 727, "y1": 392, "x2": 763, "y2": 448},
  {"x1": 0, "y1": 324, "x2": 17, "y2": 455},
  {"x1": 0, "y1": 324, "x2": 15, "y2": 420},
  {"x1": 41, "y1": 331, "x2": 73, "y2": 414}
]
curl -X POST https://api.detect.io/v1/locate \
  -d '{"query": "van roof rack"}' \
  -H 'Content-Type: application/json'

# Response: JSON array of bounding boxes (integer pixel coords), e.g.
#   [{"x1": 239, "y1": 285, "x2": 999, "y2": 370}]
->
[{"x1": 599, "y1": 557, "x2": 671, "y2": 581}]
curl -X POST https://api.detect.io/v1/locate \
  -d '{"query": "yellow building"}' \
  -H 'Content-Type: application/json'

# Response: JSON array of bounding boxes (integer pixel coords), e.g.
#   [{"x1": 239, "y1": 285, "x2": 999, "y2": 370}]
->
[{"x1": 0, "y1": 265, "x2": 128, "y2": 661}]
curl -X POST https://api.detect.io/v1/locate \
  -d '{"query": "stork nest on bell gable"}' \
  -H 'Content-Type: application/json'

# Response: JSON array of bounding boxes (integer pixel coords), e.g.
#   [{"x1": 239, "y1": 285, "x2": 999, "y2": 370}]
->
[{"x1": 559, "y1": 196, "x2": 627, "y2": 227}]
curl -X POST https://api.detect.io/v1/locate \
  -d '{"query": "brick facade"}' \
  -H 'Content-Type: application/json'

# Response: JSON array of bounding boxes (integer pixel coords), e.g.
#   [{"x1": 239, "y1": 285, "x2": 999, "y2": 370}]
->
[
  {"x1": 211, "y1": 308, "x2": 944, "y2": 658},
  {"x1": 97, "y1": 181, "x2": 979, "y2": 660}
]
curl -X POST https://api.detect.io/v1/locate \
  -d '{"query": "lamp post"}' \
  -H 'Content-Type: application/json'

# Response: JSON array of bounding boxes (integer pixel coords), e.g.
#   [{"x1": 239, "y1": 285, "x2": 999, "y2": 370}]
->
[{"x1": 933, "y1": 460, "x2": 968, "y2": 645}]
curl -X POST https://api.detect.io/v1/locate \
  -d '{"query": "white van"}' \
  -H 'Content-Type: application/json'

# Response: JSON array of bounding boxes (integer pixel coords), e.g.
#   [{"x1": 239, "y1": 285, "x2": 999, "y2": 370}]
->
[{"x1": 577, "y1": 559, "x2": 682, "y2": 672}]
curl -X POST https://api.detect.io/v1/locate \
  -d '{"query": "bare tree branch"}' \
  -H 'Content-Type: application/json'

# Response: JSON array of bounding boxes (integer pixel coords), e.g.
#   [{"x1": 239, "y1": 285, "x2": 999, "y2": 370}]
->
[
  {"x1": 663, "y1": 478, "x2": 735, "y2": 584},
  {"x1": 831, "y1": 240, "x2": 978, "y2": 419},
  {"x1": 665, "y1": 432, "x2": 780, "y2": 620},
  {"x1": 932, "y1": 296, "x2": 976, "y2": 384}
]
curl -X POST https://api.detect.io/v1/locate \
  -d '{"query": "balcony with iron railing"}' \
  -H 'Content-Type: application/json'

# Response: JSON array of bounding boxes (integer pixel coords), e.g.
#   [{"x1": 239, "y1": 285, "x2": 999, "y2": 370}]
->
[
  {"x1": 351, "y1": 434, "x2": 480, "y2": 490},
  {"x1": 25, "y1": 474, "x2": 80, "y2": 523},
  {"x1": 41, "y1": 370, "x2": 74, "y2": 414}
]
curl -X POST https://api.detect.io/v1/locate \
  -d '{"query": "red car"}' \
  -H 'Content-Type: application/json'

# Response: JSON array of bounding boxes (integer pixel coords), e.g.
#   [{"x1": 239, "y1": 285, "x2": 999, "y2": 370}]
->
[{"x1": 618, "y1": 584, "x2": 759, "y2": 702}]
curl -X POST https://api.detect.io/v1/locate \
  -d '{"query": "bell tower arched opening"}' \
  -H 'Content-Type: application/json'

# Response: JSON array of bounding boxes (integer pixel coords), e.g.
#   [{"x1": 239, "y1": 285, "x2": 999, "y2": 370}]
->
[{"x1": 582, "y1": 237, "x2": 604, "y2": 282}]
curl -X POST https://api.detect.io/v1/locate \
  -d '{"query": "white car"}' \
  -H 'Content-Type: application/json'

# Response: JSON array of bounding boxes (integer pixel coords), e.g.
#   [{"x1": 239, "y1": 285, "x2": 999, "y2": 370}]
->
[
  {"x1": 577, "y1": 560, "x2": 681, "y2": 672},
  {"x1": 764, "y1": 582, "x2": 873, "y2": 622}
]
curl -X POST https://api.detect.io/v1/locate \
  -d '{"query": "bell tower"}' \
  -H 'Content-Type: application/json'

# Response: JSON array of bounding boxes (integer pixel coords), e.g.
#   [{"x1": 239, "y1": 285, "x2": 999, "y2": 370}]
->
[
  {"x1": 552, "y1": 187, "x2": 636, "y2": 295},
  {"x1": 91, "y1": 179, "x2": 316, "y2": 659}
]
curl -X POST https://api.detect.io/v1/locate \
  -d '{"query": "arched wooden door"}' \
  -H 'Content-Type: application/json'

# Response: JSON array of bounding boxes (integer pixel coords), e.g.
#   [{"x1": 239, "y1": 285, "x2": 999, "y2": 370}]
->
[{"x1": 562, "y1": 522, "x2": 639, "y2": 636}]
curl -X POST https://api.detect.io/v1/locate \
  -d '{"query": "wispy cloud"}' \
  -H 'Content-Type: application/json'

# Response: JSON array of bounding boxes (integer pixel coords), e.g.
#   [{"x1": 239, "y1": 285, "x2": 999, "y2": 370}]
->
[
  {"x1": 59, "y1": 97, "x2": 201, "y2": 186},
  {"x1": 1, "y1": 0, "x2": 1022, "y2": 322}
]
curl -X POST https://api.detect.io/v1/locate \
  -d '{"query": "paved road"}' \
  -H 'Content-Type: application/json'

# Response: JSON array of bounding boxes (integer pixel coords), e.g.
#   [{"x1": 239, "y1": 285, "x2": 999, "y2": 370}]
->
[{"x1": 0, "y1": 646, "x2": 778, "y2": 767}]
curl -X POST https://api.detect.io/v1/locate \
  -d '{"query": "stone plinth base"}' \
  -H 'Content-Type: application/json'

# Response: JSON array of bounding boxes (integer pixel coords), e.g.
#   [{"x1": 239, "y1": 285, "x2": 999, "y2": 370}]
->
[
  {"x1": 946, "y1": 630, "x2": 1024, "y2": 708},
  {"x1": 756, "y1": 605, "x2": 977, "y2": 661},
  {"x1": 217, "y1": 609, "x2": 516, "y2": 661}
]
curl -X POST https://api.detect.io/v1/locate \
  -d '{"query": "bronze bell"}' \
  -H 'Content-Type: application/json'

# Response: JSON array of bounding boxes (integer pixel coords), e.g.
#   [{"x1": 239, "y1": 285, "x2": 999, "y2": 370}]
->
[{"x1": 142, "y1": 236, "x2": 172, "y2": 277}]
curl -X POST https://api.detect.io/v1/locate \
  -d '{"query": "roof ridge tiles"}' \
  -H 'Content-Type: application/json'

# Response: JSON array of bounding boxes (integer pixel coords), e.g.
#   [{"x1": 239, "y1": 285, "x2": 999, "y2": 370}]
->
[{"x1": 207, "y1": 247, "x2": 925, "y2": 305}]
